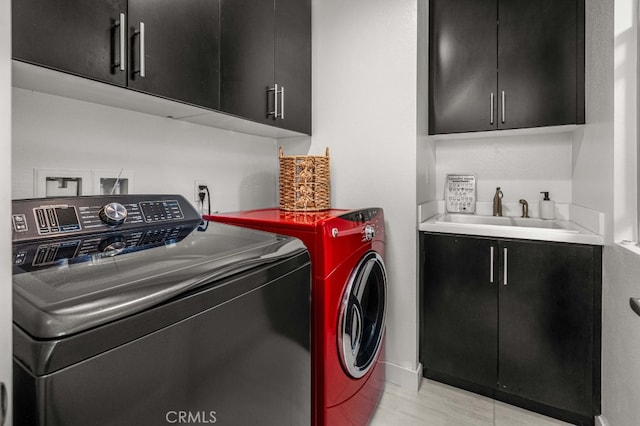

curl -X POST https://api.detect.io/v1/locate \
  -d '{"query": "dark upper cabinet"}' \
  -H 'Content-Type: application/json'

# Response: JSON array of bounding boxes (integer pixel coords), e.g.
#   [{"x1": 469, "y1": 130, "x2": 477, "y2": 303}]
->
[
  {"x1": 220, "y1": 0, "x2": 311, "y2": 134},
  {"x1": 429, "y1": 0, "x2": 585, "y2": 135},
  {"x1": 429, "y1": 0, "x2": 497, "y2": 134},
  {"x1": 274, "y1": 0, "x2": 312, "y2": 134},
  {"x1": 13, "y1": 0, "x2": 221, "y2": 110},
  {"x1": 420, "y1": 232, "x2": 601, "y2": 424},
  {"x1": 128, "y1": 0, "x2": 220, "y2": 109},
  {"x1": 220, "y1": 0, "x2": 275, "y2": 128},
  {"x1": 12, "y1": 0, "x2": 128, "y2": 86}
]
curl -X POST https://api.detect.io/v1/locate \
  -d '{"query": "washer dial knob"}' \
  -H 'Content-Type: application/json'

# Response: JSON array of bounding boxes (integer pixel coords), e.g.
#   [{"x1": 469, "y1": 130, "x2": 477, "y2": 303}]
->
[
  {"x1": 99, "y1": 202, "x2": 128, "y2": 226},
  {"x1": 98, "y1": 236, "x2": 127, "y2": 256}
]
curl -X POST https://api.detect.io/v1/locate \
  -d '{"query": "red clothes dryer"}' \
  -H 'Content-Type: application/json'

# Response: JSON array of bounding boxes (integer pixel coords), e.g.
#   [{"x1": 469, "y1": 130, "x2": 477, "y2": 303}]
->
[{"x1": 205, "y1": 208, "x2": 387, "y2": 426}]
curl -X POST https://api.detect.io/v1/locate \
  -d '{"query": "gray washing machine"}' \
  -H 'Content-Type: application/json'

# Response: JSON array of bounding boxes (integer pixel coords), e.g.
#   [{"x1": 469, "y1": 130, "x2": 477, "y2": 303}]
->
[{"x1": 11, "y1": 194, "x2": 311, "y2": 426}]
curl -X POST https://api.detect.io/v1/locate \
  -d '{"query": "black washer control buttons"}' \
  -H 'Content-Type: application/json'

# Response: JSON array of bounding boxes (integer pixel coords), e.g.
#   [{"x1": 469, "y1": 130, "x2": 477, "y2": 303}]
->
[
  {"x1": 12, "y1": 214, "x2": 28, "y2": 232},
  {"x1": 99, "y1": 203, "x2": 128, "y2": 226}
]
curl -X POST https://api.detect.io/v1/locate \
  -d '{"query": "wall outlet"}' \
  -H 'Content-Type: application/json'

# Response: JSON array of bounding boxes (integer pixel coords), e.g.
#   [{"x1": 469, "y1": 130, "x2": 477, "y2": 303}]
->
[{"x1": 194, "y1": 180, "x2": 207, "y2": 202}]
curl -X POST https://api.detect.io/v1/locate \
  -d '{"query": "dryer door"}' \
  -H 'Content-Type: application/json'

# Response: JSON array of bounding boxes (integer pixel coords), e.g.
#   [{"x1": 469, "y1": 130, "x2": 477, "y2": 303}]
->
[{"x1": 338, "y1": 251, "x2": 387, "y2": 378}]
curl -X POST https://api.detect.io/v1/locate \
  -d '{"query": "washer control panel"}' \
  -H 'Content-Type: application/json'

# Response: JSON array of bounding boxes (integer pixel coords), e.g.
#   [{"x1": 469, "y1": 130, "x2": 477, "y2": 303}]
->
[
  {"x1": 13, "y1": 224, "x2": 193, "y2": 272},
  {"x1": 12, "y1": 194, "x2": 199, "y2": 244}
]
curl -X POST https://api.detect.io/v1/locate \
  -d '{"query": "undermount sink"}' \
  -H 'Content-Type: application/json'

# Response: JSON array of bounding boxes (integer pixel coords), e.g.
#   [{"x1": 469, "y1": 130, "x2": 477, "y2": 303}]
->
[{"x1": 435, "y1": 214, "x2": 579, "y2": 233}]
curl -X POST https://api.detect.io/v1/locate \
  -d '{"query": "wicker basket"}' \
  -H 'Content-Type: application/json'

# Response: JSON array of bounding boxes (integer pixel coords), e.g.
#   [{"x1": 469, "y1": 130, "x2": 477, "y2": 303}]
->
[{"x1": 279, "y1": 147, "x2": 330, "y2": 211}]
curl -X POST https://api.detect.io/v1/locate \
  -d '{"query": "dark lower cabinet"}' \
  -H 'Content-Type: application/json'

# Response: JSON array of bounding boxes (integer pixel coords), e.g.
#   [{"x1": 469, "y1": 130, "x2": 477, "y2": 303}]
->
[
  {"x1": 498, "y1": 240, "x2": 599, "y2": 417},
  {"x1": 420, "y1": 232, "x2": 601, "y2": 425},
  {"x1": 421, "y1": 235, "x2": 498, "y2": 388}
]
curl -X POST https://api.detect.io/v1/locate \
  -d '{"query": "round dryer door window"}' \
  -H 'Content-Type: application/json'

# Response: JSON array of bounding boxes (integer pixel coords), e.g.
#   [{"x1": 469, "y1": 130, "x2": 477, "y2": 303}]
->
[{"x1": 338, "y1": 251, "x2": 387, "y2": 379}]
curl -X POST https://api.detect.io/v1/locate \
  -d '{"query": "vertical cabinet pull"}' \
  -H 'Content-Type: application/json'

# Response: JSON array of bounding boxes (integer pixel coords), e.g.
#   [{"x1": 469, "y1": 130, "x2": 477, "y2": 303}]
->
[
  {"x1": 268, "y1": 84, "x2": 279, "y2": 118},
  {"x1": 490, "y1": 92, "x2": 495, "y2": 125},
  {"x1": 501, "y1": 91, "x2": 506, "y2": 123},
  {"x1": 114, "y1": 13, "x2": 126, "y2": 71},
  {"x1": 268, "y1": 85, "x2": 285, "y2": 119},
  {"x1": 133, "y1": 22, "x2": 145, "y2": 77},
  {"x1": 139, "y1": 22, "x2": 145, "y2": 77},
  {"x1": 489, "y1": 246, "x2": 494, "y2": 283},
  {"x1": 503, "y1": 247, "x2": 508, "y2": 285}
]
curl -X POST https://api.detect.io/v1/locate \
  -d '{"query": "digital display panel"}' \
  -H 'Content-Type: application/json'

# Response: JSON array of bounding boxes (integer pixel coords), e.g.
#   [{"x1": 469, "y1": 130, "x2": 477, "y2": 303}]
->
[{"x1": 54, "y1": 206, "x2": 81, "y2": 231}]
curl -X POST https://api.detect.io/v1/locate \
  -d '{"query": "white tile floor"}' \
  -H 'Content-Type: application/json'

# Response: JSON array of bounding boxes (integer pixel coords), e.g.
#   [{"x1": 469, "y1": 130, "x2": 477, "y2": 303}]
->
[{"x1": 369, "y1": 379, "x2": 572, "y2": 425}]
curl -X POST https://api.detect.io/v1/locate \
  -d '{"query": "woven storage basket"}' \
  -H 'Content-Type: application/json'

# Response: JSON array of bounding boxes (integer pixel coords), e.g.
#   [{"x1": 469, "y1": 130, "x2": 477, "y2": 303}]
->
[{"x1": 279, "y1": 147, "x2": 330, "y2": 211}]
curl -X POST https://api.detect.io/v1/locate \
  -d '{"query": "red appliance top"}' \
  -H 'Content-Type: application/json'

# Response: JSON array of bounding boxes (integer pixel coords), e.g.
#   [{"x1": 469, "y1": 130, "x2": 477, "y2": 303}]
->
[
  {"x1": 204, "y1": 208, "x2": 351, "y2": 231},
  {"x1": 206, "y1": 207, "x2": 385, "y2": 278}
]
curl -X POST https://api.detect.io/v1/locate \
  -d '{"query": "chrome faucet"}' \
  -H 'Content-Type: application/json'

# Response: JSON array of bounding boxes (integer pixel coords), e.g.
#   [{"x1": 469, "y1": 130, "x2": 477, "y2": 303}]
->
[
  {"x1": 519, "y1": 199, "x2": 529, "y2": 218},
  {"x1": 493, "y1": 187, "x2": 503, "y2": 216}
]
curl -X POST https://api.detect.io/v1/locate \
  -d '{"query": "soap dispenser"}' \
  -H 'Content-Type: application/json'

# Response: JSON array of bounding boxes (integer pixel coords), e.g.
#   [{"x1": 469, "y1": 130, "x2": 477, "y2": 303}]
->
[{"x1": 540, "y1": 192, "x2": 555, "y2": 220}]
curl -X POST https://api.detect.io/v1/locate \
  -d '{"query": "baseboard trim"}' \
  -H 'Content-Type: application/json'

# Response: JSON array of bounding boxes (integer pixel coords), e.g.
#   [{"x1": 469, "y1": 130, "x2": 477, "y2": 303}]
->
[{"x1": 383, "y1": 361, "x2": 422, "y2": 392}]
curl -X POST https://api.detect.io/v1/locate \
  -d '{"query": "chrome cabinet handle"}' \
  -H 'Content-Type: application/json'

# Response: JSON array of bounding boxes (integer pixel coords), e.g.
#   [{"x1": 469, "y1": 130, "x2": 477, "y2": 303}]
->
[
  {"x1": 269, "y1": 83, "x2": 278, "y2": 118},
  {"x1": 490, "y1": 246, "x2": 494, "y2": 283},
  {"x1": 139, "y1": 22, "x2": 145, "y2": 77},
  {"x1": 280, "y1": 85, "x2": 285, "y2": 119},
  {"x1": 501, "y1": 90, "x2": 506, "y2": 123},
  {"x1": 133, "y1": 22, "x2": 145, "y2": 77},
  {"x1": 268, "y1": 84, "x2": 279, "y2": 118},
  {"x1": 631, "y1": 298, "x2": 640, "y2": 317},
  {"x1": 490, "y1": 92, "x2": 494, "y2": 125},
  {"x1": 114, "y1": 13, "x2": 126, "y2": 71},
  {"x1": 503, "y1": 247, "x2": 508, "y2": 285},
  {"x1": 268, "y1": 84, "x2": 285, "y2": 119}
]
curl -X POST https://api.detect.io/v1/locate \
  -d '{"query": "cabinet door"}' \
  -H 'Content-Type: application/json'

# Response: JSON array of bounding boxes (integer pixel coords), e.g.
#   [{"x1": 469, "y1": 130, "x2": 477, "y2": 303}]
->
[
  {"x1": 128, "y1": 0, "x2": 220, "y2": 109},
  {"x1": 12, "y1": 0, "x2": 127, "y2": 86},
  {"x1": 429, "y1": 0, "x2": 498, "y2": 135},
  {"x1": 421, "y1": 233, "x2": 498, "y2": 388},
  {"x1": 498, "y1": 0, "x2": 581, "y2": 129},
  {"x1": 274, "y1": 0, "x2": 311, "y2": 134},
  {"x1": 220, "y1": 0, "x2": 275, "y2": 126},
  {"x1": 498, "y1": 240, "x2": 598, "y2": 416}
]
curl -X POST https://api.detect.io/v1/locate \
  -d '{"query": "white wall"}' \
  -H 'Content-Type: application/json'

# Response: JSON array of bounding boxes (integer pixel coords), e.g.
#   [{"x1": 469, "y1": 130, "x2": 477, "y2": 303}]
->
[
  {"x1": 572, "y1": 0, "x2": 640, "y2": 425},
  {"x1": 571, "y1": 0, "x2": 616, "y2": 241},
  {"x1": 417, "y1": 0, "x2": 437, "y2": 207},
  {"x1": 12, "y1": 88, "x2": 279, "y2": 213},
  {"x1": 0, "y1": 0, "x2": 12, "y2": 424},
  {"x1": 435, "y1": 133, "x2": 573, "y2": 214},
  {"x1": 309, "y1": 0, "x2": 421, "y2": 387}
]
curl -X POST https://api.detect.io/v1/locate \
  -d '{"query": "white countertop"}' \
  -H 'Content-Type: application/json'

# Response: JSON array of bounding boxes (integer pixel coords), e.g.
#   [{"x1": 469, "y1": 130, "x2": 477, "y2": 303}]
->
[{"x1": 419, "y1": 213, "x2": 604, "y2": 246}]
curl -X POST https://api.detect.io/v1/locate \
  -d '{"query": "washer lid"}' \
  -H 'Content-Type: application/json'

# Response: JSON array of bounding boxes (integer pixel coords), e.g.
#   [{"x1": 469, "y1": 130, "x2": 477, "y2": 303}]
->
[
  {"x1": 13, "y1": 222, "x2": 307, "y2": 339},
  {"x1": 338, "y1": 251, "x2": 387, "y2": 378}
]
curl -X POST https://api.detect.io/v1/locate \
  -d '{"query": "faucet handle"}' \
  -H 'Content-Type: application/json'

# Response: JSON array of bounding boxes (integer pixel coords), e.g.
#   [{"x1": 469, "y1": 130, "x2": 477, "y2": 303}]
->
[
  {"x1": 519, "y1": 199, "x2": 529, "y2": 218},
  {"x1": 493, "y1": 187, "x2": 504, "y2": 216}
]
